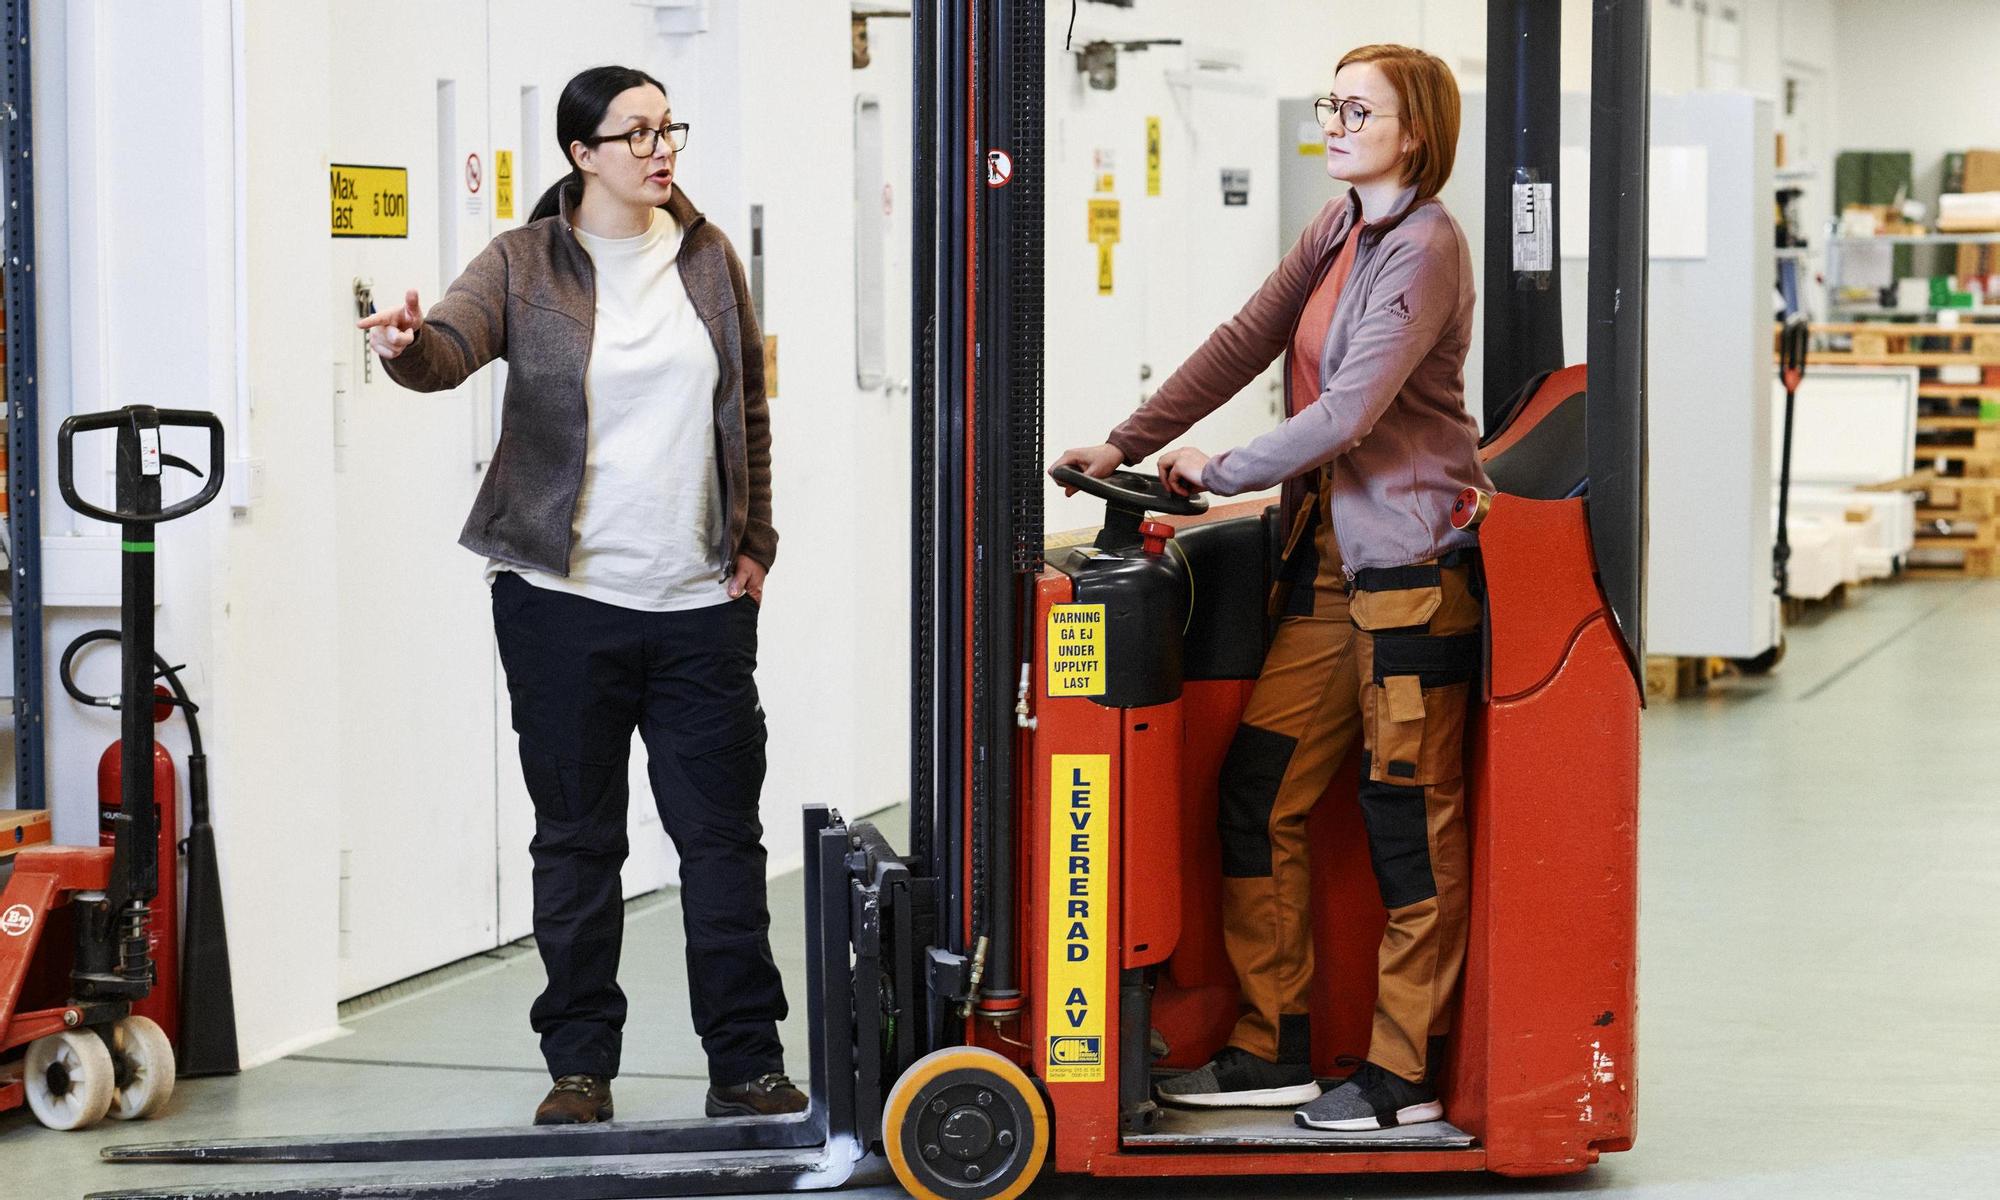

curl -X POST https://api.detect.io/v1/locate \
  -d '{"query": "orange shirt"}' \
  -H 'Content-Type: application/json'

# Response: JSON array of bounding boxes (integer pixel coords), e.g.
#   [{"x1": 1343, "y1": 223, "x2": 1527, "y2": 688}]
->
[{"x1": 1287, "y1": 223, "x2": 1365, "y2": 416}]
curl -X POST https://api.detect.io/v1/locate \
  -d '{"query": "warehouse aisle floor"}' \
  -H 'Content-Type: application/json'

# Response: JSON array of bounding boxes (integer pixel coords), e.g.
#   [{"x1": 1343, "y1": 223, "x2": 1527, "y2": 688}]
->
[{"x1": 10, "y1": 579, "x2": 1999, "y2": 1199}]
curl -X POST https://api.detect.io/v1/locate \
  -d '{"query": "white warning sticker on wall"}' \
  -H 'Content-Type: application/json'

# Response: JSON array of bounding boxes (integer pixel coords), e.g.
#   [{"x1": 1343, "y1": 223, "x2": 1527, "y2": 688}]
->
[{"x1": 1512, "y1": 181, "x2": 1553, "y2": 273}]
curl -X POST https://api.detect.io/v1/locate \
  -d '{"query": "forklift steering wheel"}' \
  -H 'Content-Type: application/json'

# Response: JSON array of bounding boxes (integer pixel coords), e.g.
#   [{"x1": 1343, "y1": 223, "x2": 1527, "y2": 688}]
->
[{"x1": 1050, "y1": 465, "x2": 1208, "y2": 518}]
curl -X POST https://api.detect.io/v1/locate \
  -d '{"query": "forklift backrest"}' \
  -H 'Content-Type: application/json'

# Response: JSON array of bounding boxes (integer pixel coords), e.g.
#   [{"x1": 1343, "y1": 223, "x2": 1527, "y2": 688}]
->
[
  {"x1": 1478, "y1": 362, "x2": 1589, "y2": 502},
  {"x1": 1172, "y1": 511, "x2": 1283, "y2": 682}
]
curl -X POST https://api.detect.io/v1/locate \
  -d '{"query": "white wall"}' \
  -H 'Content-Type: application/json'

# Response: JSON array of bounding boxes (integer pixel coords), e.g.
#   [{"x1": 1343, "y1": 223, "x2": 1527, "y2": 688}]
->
[
  {"x1": 22, "y1": 0, "x2": 915, "y2": 1064},
  {"x1": 1039, "y1": 0, "x2": 1501, "y2": 537},
  {"x1": 1833, "y1": 0, "x2": 2000, "y2": 214},
  {"x1": 732, "y1": 0, "x2": 913, "y2": 883},
  {"x1": 20, "y1": 0, "x2": 343, "y2": 1066}
]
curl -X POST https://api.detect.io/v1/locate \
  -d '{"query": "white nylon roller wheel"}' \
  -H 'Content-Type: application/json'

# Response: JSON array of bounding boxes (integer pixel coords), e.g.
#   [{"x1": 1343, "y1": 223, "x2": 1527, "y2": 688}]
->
[
  {"x1": 106, "y1": 1015, "x2": 177, "y2": 1120},
  {"x1": 24, "y1": 1028, "x2": 117, "y2": 1131}
]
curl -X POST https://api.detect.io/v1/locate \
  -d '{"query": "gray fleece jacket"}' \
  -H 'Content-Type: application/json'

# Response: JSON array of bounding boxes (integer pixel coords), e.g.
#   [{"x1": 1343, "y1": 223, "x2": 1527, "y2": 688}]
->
[
  {"x1": 382, "y1": 182, "x2": 776, "y2": 577},
  {"x1": 1109, "y1": 186, "x2": 1489, "y2": 573}
]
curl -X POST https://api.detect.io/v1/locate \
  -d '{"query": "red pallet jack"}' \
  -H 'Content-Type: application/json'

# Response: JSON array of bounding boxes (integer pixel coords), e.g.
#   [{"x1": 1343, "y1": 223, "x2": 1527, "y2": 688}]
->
[
  {"x1": 95, "y1": 2, "x2": 1648, "y2": 1196},
  {"x1": 1, "y1": 406, "x2": 224, "y2": 1130}
]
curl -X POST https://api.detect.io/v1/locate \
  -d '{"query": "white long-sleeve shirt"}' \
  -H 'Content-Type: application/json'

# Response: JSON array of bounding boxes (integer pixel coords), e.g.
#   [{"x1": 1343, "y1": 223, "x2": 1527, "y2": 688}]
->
[{"x1": 494, "y1": 209, "x2": 731, "y2": 611}]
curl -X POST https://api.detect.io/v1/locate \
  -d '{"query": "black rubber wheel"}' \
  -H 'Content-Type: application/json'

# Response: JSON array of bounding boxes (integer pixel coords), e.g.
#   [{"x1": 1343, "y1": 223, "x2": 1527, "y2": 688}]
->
[{"x1": 1734, "y1": 637, "x2": 1786, "y2": 675}]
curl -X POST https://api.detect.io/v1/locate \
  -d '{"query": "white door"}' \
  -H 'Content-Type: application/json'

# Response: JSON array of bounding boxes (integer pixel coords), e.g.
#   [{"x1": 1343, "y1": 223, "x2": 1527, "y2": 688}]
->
[
  {"x1": 1161, "y1": 79, "x2": 1285, "y2": 443},
  {"x1": 1043, "y1": 46, "x2": 1287, "y2": 536},
  {"x1": 330, "y1": 0, "x2": 500, "y2": 998},
  {"x1": 1043, "y1": 49, "x2": 1168, "y2": 535}
]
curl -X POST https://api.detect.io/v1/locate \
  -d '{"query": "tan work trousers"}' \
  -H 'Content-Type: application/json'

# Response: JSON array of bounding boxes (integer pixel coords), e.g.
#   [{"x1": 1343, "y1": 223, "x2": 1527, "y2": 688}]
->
[{"x1": 1216, "y1": 483, "x2": 1481, "y2": 1084}]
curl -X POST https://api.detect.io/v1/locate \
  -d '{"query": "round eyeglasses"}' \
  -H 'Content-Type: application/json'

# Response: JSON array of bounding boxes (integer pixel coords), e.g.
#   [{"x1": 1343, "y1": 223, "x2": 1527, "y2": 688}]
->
[{"x1": 1314, "y1": 97, "x2": 1397, "y2": 133}]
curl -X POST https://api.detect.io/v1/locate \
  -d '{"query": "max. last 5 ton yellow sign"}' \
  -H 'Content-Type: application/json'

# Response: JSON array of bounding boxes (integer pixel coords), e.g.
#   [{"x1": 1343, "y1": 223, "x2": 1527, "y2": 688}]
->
[{"x1": 330, "y1": 165, "x2": 409, "y2": 238}]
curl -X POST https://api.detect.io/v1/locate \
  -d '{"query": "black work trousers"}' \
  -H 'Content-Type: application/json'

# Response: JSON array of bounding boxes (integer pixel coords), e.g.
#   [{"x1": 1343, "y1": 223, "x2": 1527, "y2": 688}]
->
[{"x1": 491, "y1": 571, "x2": 787, "y2": 1087}]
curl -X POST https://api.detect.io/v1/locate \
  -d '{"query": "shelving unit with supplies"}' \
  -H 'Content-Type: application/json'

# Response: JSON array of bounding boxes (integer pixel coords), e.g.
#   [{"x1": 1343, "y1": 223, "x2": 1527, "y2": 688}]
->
[{"x1": 1803, "y1": 321, "x2": 2000, "y2": 577}]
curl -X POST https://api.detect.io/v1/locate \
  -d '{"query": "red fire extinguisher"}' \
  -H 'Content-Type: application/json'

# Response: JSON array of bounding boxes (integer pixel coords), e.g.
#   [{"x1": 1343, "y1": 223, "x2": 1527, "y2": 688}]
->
[{"x1": 98, "y1": 683, "x2": 182, "y2": 1048}]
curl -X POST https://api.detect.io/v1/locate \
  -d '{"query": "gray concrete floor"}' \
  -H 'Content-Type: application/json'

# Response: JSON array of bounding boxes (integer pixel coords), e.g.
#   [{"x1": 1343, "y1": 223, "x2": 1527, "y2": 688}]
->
[{"x1": 9, "y1": 578, "x2": 2000, "y2": 1198}]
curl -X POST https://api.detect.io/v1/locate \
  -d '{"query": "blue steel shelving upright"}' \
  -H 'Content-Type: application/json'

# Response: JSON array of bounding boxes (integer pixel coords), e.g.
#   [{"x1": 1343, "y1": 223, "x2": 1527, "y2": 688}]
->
[{"x1": 3, "y1": 0, "x2": 45, "y2": 810}]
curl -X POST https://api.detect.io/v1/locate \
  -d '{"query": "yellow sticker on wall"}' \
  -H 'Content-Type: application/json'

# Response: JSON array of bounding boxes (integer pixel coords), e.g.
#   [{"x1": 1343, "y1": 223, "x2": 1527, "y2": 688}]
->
[
  {"x1": 1087, "y1": 198, "x2": 1121, "y2": 245},
  {"x1": 1095, "y1": 243, "x2": 1114, "y2": 296},
  {"x1": 329, "y1": 165, "x2": 409, "y2": 238},
  {"x1": 494, "y1": 149, "x2": 515, "y2": 220},
  {"x1": 1146, "y1": 117, "x2": 1162, "y2": 196},
  {"x1": 1046, "y1": 754, "x2": 1108, "y2": 1083},
  {"x1": 1048, "y1": 603, "x2": 1107, "y2": 695}
]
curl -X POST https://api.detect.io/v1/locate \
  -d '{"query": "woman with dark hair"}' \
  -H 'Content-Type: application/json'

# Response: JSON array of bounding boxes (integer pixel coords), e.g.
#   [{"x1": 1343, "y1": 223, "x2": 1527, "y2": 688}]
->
[
  {"x1": 358, "y1": 65, "x2": 800, "y2": 1126},
  {"x1": 1051, "y1": 44, "x2": 1488, "y2": 1132}
]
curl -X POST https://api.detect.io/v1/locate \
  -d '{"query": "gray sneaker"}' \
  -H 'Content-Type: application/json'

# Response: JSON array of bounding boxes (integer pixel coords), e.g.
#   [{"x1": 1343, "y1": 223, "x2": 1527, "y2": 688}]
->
[
  {"x1": 1293, "y1": 1060, "x2": 1442, "y2": 1131},
  {"x1": 1155, "y1": 1047, "x2": 1321, "y2": 1109}
]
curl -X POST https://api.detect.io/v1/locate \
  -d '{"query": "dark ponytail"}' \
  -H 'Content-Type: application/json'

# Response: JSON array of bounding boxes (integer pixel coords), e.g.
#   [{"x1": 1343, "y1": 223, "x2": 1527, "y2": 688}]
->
[{"x1": 527, "y1": 64, "x2": 670, "y2": 223}]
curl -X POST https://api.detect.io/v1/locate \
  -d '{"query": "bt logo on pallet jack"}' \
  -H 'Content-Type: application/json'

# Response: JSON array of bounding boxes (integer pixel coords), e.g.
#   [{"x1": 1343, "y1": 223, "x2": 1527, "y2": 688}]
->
[{"x1": 1, "y1": 903, "x2": 32, "y2": 937}]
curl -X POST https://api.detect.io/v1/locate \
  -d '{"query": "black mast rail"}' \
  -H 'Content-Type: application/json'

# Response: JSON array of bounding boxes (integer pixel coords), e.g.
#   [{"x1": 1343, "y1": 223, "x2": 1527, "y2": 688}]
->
[
  {"x1": 1585, "y1": 0, "x2": 1651, "y2": 675},
  {"x1": 969, "y1": 0, "x2": 1046, "y2": 1017},
  {"x1": 1483, "y1": 0, "x2": 1566, "y2": 426}
]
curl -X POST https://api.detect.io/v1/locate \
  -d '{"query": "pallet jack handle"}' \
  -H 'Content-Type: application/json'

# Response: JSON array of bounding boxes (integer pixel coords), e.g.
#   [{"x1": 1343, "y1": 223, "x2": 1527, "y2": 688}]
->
[
  {"x1": 57, "y1": 407, "x2": 226, "y2": 526},
  {"x1": 1773, "y1": 315, "x2": 1809, "y2": 599}
]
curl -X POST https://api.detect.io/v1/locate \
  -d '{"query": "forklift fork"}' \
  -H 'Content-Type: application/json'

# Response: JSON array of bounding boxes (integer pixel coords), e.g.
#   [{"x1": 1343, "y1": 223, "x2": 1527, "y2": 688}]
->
[{"x1": 90, "y1": 807, "x2": 900, "y2": 1200}]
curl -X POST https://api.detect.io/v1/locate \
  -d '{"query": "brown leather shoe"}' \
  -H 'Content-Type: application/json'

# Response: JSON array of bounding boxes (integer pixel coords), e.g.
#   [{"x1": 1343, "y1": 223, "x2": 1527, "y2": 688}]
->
[
  {"x1": 535, "y1": 1074, "x2": 614, "y2": 1125},
  {"x1": 705, "y1": 1073, "x2": 809, "y2": 1117}
]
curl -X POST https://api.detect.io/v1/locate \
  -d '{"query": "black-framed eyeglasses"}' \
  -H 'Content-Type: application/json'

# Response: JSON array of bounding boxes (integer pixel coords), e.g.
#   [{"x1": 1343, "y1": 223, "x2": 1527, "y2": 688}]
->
[
  {"x1": 1314, "y1": 97, "x2": 1397, "y2": 133},
  {"x1": 584, "y1": 122, "x2": 690, "y2": 158}
]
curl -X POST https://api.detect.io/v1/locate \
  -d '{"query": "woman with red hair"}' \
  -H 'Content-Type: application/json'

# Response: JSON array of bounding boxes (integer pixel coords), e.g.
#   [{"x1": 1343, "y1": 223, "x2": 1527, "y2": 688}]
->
[{"x1": 1051, "y1": 44, "x2": 1489, "y2": 1132}]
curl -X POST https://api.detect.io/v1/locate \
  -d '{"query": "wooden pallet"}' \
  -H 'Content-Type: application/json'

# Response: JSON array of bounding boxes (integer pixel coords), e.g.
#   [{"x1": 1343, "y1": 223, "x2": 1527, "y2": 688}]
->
[
  {"x1": 1918, "y1": 383, "x2": 2000, "y2": 400},
  {"x1": 0, "y1": 808, "x2": 52, "y2": 860},
  {"x1": 1907, "y1": 516, "x2": 2000, "y2": 576},
  {"x1": 1916, "y1": 418, "x2": 2000, "y2": 453},
  {"x1": 1807, "y1": 322, "x2": 2000, "y2": 359},
  {"x1": 1645, "y1": 656, "x2": 1720, "y2": 703},
  {"x1": 1917, "y1": 476, "x2": 2000, "y2": 519},
  {"x1": 1905, "y1": 548, "x2": 1999, "y2": 578}
]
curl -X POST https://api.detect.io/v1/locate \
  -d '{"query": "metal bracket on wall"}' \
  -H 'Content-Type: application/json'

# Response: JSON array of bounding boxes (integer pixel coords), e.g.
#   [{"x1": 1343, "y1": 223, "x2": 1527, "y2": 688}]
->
[{"x1": 632, "y1": 0, "x2": 708, "y2": 37}]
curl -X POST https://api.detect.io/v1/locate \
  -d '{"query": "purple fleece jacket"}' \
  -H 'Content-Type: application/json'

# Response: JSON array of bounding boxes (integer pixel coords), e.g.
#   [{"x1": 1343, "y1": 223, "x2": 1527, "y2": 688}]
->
[{"x1": 1107, "y1": 186, "x2": 1490, "y2": 574}]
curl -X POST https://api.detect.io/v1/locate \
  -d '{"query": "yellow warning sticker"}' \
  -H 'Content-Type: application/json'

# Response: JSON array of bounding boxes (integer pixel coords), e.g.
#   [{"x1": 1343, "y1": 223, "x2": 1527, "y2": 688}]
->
[
  {"x1": 494, "y1": 149, "x2": 515, "y2": 220},
  {"x1": 330, "y1": 165, "x2": 409, "y2": 238},
  {"x1": 1087, "y1": 198, "x2": 1121, "y2": 245},
  {"x1": 1046, "y1": 754, "x2": 1108, "y2": 1083},
  {"x1": 1146, "y1": 117, "x2": 1162, "y2": 196},
  {"x1": 1047, "y1": 604, "x2": 1106, "y2": 695}
]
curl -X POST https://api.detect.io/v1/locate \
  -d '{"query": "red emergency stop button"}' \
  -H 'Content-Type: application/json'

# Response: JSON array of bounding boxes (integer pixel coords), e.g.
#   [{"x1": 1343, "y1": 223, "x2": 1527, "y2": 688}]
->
[
  {"x1": 1451, "y1": 487, "x2": 1491, "y2": 531},
  {"x1": 1139, "y1": 519, "x2": 1175, "y2": 556}
]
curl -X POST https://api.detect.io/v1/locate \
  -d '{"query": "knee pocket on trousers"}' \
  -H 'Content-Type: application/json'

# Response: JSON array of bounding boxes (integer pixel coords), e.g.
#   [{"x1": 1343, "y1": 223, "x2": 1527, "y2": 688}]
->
[
  {"x1": 1363, "y1": 678, "x2": 1469, "y2": 787},
  {"x1": 1361, "y1": 631, "x2": 1477, "y2": 787}
]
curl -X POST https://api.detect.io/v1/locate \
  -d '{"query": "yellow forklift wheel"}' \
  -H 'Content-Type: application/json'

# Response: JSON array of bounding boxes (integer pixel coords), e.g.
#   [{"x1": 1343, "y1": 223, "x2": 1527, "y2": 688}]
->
[{"x1": 883, "y1": 1047, "x2": 1049, "y2": 1200}]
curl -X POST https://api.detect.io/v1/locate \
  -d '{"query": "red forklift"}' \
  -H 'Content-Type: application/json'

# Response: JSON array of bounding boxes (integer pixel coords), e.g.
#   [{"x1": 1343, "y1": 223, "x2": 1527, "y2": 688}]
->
[{"x1": 97, "y1": 1, "x2": 1647, "y2": 1196}]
